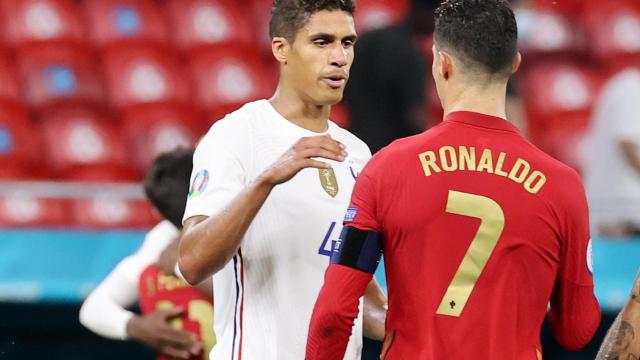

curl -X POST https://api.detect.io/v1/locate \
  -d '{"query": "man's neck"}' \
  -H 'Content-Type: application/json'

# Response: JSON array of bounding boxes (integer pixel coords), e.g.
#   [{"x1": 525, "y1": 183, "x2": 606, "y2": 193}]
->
[
  {"x1": 269, "y1": 85, "x2": 331, "y2": 133},
  {"x1": 443, "y1": 82, "x2": 508, "y2": 120}
]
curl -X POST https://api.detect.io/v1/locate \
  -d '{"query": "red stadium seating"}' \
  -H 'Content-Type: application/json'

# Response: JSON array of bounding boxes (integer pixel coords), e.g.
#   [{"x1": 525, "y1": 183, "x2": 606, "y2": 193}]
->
[
  {"x1": 122, "y1": 104, "x2": 202, "y2": 172},
  {"x1": 0, "y1": 195, "x2": 69, "y2": 227},
  {"x1": 0, "y1": 0, "x2": 84, "y2": 46},
  {"x1": 532, "y1": 0, "x2": 583, "y2": 14},
  {"x1": 581, "y1": 1, "x2": 640, "y2": 71},
  {"x1": 102, "y1": 43, "x2": 191, "y2": 108},
  {"x1": 355, "y1": 0, "x2": 409, "y2": 33},
  {"x1": 16, "y1": 43, "x2": 104, "y2": 109},
  {"x1": 38, "y1": 107, "x2": 138, "y2": 180},
  {"x1": 0, "y1": 51, "x2": 22, "y2": 103},
  {"x1": 84, "y1": 0, "x2": 169, "y2": 47},
  {"x1": 518, "y1": 8, "x2": 585, "y2": 60},
  {"x1": 188, "y1": 45, "x2": 271, "y2": 121},
  {"x1": 166, "y1": 0, "x2": 253, "y2": 50},
  {"x1": 71, "y1": 196, "x2": 158, "y2": 228},
  {"x1": 0, "y1": 103, "x2": 41, "y2": 179},
  {"x1": 248, "y1": 0, "x2": 276, "y2": 55}
]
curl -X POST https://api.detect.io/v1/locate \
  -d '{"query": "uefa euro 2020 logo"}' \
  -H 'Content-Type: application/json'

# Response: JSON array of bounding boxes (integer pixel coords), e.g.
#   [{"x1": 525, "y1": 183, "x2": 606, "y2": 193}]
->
[{"x1": 189, "y1": 169, "x2": 210, "y2": 198}]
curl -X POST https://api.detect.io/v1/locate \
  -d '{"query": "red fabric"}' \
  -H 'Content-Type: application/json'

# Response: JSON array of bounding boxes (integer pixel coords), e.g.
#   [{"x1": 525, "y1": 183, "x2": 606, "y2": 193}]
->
[
  {"x1": 139, "y1": 265, "x2": 214, "y2": 360},
  {"x1": 306, "y1": 264, "x2": 372, "y2": 360},
  {"x1": 341, "y1": 111, "x2": 600, "y2": 359}
]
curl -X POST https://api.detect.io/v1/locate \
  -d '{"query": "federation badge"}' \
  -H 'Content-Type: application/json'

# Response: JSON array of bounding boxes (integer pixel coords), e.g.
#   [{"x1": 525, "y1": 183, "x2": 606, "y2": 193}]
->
[
  {"x1": 189, "y1": 169, "x2": 210, "y2": 198},
  {"x1": 319, "y1": 168, "x2": 339, "y2": 198},
  {"x1": 349, "y1": 159, "x2": 361, "y2": 180}
]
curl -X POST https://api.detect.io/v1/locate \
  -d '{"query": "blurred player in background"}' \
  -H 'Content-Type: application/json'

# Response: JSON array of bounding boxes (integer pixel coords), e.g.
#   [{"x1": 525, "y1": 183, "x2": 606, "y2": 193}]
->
[
  {"x1": 80, "y1": 148, "x2": 214, "y2": 360},
  {"x1": 584, "y1": 68, "x2": 640, "y2": 238},
  {"x1": 177, "y1": 0, "x2": 387, "y2": 359},
  {"x1": 307, "y1": 0, "x2": 600, "y2": 359},
  {"x1": 345, "y1": 0, "x2": 437, "y2": 153},
  {"x1": 597, "y1": 270, "x2": 640, "y2": 359}
]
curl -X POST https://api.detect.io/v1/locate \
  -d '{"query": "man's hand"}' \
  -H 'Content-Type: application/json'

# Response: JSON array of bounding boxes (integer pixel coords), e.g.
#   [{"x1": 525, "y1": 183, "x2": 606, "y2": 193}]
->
[
  {"x1": 126, "y1": 307, "x2": 201, "y2": 359},
  {"x1": 259, "y1": 135, "x2": 347, "y2": 186}
]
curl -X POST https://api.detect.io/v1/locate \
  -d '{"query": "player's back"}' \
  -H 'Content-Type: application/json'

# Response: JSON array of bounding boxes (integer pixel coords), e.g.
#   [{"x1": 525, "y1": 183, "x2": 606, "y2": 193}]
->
[{"x1": 372, "y1": 112, "x2": 597, "y2": 359}]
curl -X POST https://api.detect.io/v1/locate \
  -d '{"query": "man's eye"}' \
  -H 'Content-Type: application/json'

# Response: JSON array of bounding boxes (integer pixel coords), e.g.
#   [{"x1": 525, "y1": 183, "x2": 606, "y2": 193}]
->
[
  {"x1": 343, "y1": 40, "x2": 354, "y2": 47},
  {"x1": 314, "y1": 40, "x2": 329, "y2": 46}
]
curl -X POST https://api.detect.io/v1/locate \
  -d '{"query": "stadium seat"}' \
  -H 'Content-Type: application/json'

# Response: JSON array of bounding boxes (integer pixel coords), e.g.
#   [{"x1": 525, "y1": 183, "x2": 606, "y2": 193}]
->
[
  {"x1": 0, "y1": 0, "x2": 84, "y2": 46},
  {"x1": 355, "y1": 0, "x2": 409, "y2": 33},
  {"x1": 522, "y1": 62, "x2": 603, "y2": 159},
  {"x1": 166, "y1": 0, "x2": 253, "y2": 50},
  {"x1": 70, "y1": 196, "x2": 158, "y2": 229},
  {"x1": 517, "y1": 8, "x2": 585, "y2": 60},
  {"x1": 532, "y1": 0, "x2": 583, "y2": 14},
  {"x1": 0, "y1": 50, "x2": 22, "y2": 103},
  {"x1": 581, "y1": 1, "x2": 640, "y2": 70},
  {"x1": 122, "y1": 103, "x2": 202, "y2": 172},
  {"x1": 84, "y1": 0, "x2": 168, "y2": 47},
  {"x1": 16, "y1": 43, "x2": 104, "y2": 109},
  {"x1": 188, "y1": 44, "x2": 271, "y2": 121},
  {"x1": 102, "y1": 43, "x2": 191, "y2": 108},
  {"x1": 38, "y1": 107, "x2": 138, "y2": 180},
  {"x1": 0, "y1": 103, "x2": 42, "y2": 179},
  {"x1": 0, "y1": 195, "x2": 69, "y2": 227}
]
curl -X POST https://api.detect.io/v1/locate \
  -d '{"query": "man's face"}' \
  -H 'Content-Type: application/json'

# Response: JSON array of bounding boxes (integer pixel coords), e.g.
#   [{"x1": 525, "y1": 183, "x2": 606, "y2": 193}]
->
[{"x1": 285, "y1": 10, "x2": 357, "y2": 106}]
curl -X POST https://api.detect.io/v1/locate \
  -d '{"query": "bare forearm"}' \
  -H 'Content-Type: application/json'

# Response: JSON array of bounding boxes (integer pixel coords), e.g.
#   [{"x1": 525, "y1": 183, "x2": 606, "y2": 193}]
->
[
  {"x1": 363, "y1": 278, "x2": 387, "y2": 341},
  {"x1": 597, "y1": 276, "x2": 640, "y2": 359},
  {"x1": 179, "y1": 177, "x2": 274, "y2": 284}
]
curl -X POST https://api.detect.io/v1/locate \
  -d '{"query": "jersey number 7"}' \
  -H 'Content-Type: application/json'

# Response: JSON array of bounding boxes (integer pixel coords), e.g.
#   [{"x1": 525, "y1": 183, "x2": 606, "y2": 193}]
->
[{"x1": 436, "y1": 190, "x2": 505, "y2": 317}]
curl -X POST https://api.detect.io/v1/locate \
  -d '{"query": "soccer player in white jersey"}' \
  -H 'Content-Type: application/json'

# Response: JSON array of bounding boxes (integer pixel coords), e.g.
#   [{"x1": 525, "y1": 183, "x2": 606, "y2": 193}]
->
[{"x1": 176, "y1": 0, "x2": 387, "y2": 359}]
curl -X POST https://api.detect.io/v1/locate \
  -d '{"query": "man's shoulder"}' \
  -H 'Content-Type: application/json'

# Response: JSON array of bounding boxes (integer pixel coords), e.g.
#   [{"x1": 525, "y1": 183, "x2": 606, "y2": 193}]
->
[{"x1": 197, "y1": 100, "x2": 268, "y2": 150}]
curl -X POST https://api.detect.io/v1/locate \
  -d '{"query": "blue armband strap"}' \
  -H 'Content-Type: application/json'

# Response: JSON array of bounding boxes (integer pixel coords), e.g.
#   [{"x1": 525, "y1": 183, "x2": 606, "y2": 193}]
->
[{"x1": 330, "y1": 226, "x2": 382, "y2": 274}]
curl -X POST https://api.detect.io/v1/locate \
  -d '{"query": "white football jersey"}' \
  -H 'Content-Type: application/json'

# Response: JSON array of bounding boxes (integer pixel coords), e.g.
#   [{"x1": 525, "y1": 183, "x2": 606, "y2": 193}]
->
[{"x1": 183, "y1": 100, "x2": 371, "y2": 360}]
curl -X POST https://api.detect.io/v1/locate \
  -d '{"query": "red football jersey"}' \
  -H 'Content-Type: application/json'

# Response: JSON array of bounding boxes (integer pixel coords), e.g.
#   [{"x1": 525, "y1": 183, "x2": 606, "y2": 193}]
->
[
  {"x1": 139, "y1": 265, "x2": 215, "y2": 360},
  {"x1": 346, "y1": 112, "x2": 600, "y2": 359}
]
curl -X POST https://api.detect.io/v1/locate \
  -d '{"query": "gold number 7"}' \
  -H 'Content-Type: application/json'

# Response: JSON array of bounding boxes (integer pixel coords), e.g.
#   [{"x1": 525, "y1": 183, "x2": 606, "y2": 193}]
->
[{"x1": 436, "y1": 190, "x2": 505, "y2": 317}]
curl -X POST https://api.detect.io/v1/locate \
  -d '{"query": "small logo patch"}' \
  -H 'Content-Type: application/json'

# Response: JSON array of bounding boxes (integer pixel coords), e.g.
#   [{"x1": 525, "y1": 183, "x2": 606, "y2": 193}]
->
[
  {"x1": 586, "y1": 239, "x2": 593, "y2": 274},
  {"x1": 189, "y1": 169, "x2": 210, "y2": 198},
  {"x1": 344, "y1": 207, "x2": 358, "y2": 222}
]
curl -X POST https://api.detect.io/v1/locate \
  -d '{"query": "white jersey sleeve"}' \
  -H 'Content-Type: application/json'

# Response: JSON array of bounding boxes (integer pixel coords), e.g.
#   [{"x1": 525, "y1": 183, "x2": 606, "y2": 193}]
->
[
  {"x1": 608, "y1": 70, "x2": 640, "y2": 141},
  {"x1": 79, "y1": 221, "x2": 179, "y2": 340},
  {"x1": 183, "y1": 116, "x2": 251, "y2": 222}
]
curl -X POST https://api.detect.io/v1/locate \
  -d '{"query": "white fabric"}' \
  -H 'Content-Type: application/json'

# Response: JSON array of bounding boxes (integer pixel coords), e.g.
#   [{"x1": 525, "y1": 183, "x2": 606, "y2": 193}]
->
[
  {"x1": 183, "y1": 100, "x2": 371, "y2": 360},
  {"x1": 584, "y1": 68, "x2": 640, "y2": 231},
  {"x1": 79, "y1": 221, "x2": 179, "y2": 340}
]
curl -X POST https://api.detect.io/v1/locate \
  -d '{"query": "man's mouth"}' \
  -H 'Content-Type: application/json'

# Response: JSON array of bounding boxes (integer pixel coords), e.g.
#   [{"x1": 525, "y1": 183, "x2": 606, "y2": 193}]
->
[{"x1": 322, "y1": 75, "x2": 347, "y2": 89}]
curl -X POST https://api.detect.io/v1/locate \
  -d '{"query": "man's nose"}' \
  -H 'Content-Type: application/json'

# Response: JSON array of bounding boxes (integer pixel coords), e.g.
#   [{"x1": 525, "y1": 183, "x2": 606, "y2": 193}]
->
[{"x1": 329, "y1": 44, "x2": 348, "y2": 67}]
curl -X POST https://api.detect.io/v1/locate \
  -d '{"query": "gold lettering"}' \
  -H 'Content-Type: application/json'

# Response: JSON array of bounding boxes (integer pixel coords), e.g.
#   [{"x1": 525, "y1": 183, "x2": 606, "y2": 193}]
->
[
  {"x1": 459, "y1": 146, "x2": 476, "y2": 171},
  {"x1": 494, "y1": 152, "x2": 508, "y2": 177},
  {"x1": 419, "y1": 151, "x2": 442, "y2": 176},
  {"x1": 524, "y1": 171, "x2": 547, "y2": 194},
  {"x1": 440, "y1": 146, "x2": 458, "y2": 171},
  {"x1": 508, "y1": 158, "x2": 530, "y2": 183},
  {"x1": 477, "y1": 149, "x2": 494, "y2": 173}
]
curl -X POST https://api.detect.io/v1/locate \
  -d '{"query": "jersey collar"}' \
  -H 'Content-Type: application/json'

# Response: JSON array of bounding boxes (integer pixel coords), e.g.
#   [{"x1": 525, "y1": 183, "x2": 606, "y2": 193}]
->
[{"x1": 444, "y1": 111, "x2": 521, "y2": 133}]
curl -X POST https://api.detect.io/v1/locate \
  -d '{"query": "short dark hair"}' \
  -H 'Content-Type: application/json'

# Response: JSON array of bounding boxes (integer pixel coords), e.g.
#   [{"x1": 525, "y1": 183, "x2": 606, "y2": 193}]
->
[
  {"x1": 269, "y1": 0, "x2": 356, "y2": 42},
  {"x1": 144, "y1": 148, "x2": 194, "y2": 229},
  {"x1": 435, "y1": 0, "x2": 518, "y2": 78}
]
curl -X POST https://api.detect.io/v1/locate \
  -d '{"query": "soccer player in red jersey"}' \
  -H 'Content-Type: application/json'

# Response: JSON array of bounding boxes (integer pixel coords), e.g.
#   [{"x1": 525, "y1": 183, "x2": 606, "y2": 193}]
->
[{"x1": 306, "y1": 0, "x2": 601, "y2": 359}]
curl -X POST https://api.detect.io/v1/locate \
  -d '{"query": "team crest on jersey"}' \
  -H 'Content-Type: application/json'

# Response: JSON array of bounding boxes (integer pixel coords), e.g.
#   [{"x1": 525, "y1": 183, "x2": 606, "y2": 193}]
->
[
  {"x1": 319, "y1": 168, "x2": 339, "y2": 198},
  {"x1": 344, "y1": 208, "x2": 358, "y2": 222},
  {"x1": 189, "y1": 169, "x2": 209, "y2": 198}
]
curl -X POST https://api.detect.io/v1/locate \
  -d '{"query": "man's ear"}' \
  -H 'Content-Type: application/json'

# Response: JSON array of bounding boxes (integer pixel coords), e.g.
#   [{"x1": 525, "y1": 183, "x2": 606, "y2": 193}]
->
[
  {"x1": 439, "y1": 50, "x2": 454, "y2": 81},
  {"x1": 512, "y1": 52, "x2": 522, "y2": 74},
  {"x1": 272, "y1": 37, "x2": 290, "y2": 64}
]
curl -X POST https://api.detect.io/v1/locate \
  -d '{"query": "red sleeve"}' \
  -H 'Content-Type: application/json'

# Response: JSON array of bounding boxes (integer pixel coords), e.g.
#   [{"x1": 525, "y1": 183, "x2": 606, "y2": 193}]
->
[
  {"x1": 345, "y1": 164, "x2": 380, "y2": 232},
  {"x1": 306, "y1": 264, "x2": 372, "y2": 360},
  {"x1": 549, "y1": 172, "x2": 601, "y2": 351}
]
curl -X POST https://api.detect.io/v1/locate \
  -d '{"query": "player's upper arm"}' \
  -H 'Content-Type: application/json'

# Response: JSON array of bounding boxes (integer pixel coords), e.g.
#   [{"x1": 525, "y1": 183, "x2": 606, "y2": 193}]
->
[
  {"x1": 549, "y1": 170, "x2": 601, "y2": 350},
  {"x1": 182, "y1": 117, "x2": 250, "y2": 224}
]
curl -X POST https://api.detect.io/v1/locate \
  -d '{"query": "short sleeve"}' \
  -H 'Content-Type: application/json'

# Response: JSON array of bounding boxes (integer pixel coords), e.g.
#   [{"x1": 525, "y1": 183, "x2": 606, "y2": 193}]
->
[
  {"x1": 607, "y1": 72, "x2": 640, "y2": 141},
  {"x1": 183, "y1": 118, "x2": 249, "y2": 222},
  {"x1": 345, "y1": 163, "x2": 381, "y2": 232}
]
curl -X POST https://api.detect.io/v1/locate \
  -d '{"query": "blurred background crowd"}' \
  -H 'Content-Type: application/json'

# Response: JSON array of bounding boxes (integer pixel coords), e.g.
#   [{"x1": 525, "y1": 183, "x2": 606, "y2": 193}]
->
[{"x1": 0, "y1": 0, "x2": 639, "y2": 359}]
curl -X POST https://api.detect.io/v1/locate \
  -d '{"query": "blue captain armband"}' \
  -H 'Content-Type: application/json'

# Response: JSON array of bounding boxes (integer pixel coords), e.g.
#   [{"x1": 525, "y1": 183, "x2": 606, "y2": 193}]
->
[{"x1": 330, "y1": 226, "x2": 383, "y2": 274}]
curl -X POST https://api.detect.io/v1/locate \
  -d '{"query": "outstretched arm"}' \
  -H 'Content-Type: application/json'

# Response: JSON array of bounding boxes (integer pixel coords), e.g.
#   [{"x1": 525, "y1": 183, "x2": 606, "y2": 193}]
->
[
  {"x1": 178, "y1": 135, "x2": 347, "y2": 284},
  {"x1": 597, "y1": 273, "x2": 640, "y2": 359}
]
